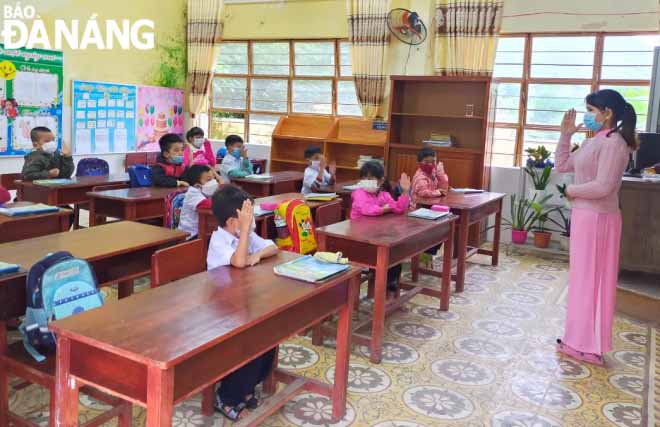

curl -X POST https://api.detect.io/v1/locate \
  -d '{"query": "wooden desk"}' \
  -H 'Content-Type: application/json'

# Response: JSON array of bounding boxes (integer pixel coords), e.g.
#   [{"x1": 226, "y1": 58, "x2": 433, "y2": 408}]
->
[
  {"x1": 0, "y1": 222, "x2": 187, "y2": 321},
  {"x1": 0, "y1": 206, "x2": 72, "y2": 243},
  {"x1": 318, "y1": 181, "x2": 357, "y2": 217},
  {"x1": 198, "y1": 192, "x2": 340, "y2": 252},
  {"x1": 619, "y1": 177, "x2": 660, "y2": 274},
  {"x1": 17, "y1": 174, "x2": 130, "y2": 206},
  {"x1": 87, "y1": 187, "x2": 180, "y2": 227},
  {"x1": 315, "y1": 214, "x2": 457, "y2": 364},
  {"x1": 232, "y1": 171, "x2": 304, "y2": 197},
  {"x1": 52, "y1": 252, "x2": 360, "y2": 427},
  {"x1": 416, "y1": 192, "x2": 504, "y2": 292}
]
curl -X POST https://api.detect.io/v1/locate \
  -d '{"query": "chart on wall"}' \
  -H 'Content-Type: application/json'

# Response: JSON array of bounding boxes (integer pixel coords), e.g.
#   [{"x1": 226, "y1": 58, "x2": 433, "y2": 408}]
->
[
  {"x1": 136, "y1": 86, "x2": 184, "y2": 152},
  {"x1": 0, "y1": 44, "x2": 63, "y2": 156},
  {"x1": 72, "y1": 81, "x2": 137, "y2": 154}
]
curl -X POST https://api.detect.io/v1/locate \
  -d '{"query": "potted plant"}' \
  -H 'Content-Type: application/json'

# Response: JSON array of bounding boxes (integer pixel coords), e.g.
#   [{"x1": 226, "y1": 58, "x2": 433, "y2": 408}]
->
[
  {"x1": 530, "y1": 201, "x2": 556, "y2": 249},
  {"x1": 556, "y1": 183, "x2": 571, "y2": 209},
  {"x1": 548, "y1": 207, "x2": 571, "y2": 251},
  {"x1": 504, "y1": 193, "x2": 549, "y2": 244},
  {"x1": 524, "y1": 145, "x2": 554, "y2": 200}
]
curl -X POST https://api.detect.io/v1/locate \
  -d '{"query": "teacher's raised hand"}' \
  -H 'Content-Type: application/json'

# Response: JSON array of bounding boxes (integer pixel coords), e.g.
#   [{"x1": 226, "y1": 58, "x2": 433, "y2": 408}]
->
[{"x1": 561, "y1": 109, "x2": 583, "y2": 136}]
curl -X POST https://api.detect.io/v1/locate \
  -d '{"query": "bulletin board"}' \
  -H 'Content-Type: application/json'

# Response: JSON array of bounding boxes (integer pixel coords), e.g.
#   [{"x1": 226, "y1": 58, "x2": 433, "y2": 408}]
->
[
  {"x1": 0, "y1": 44, "x2": 64, "y2": 156},
  {"x1": 71, "y1": 80, "x2": 137, "y2": 154},
  {"x1": 136, "y1": 85, "x2": 184, "y2": 152}
]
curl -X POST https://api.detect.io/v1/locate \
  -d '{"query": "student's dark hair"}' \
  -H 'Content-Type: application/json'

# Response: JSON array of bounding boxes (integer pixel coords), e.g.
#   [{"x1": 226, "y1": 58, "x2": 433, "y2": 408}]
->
[
  {"x1": 304, "y1": 146, "x2": 322, "y2": 159},
  {"x1": 185, "y1": 127, "x2": 204, "y2": 142},
  {"x1": 212, "y1": 184, "x2": 251, "y2": 227},
  {"x1": 225, "y1": 134, "x2": 244, "y2": 148},
  {"x1": 159, "y1": 133, "x2": 184, "y2": 153},
  {"x1": 417, "y1": 147, "x2": 437, "y2": 162},
  {"x1": 181, "y1": 164, "x2": 211, "y2": 186},
  {"x1": 30, "y1": 126, "x2": 52, "y2": 142},
  {"x1": 359, "y1": 160, "x2": 393, "y2": 194},
  {"x1": 585, "y1": 89, "x2": 637, "y2": 149}
]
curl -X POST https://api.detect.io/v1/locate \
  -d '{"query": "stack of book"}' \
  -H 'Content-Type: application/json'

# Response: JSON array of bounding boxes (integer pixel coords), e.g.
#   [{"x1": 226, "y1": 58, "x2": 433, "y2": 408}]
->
[{"x1": 422, "y1": 133, "x2": 454, "y2": 148}]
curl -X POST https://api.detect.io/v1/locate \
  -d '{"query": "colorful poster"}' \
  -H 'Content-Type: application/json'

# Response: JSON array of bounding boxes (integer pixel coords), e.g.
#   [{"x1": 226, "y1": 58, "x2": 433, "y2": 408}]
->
[
  {"x1": 136, "y1": 86, "x2": 184, "y2": 152},
  {"x1": 0, "y1": 45, "x2": 63, "y2": 156},
  {"x1": 72, "y1": 80, "x2": 137, "y2": 154}
]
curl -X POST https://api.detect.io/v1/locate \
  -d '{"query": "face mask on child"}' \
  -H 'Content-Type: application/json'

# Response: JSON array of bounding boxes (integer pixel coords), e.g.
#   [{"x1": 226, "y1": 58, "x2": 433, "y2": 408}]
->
[
  {"x1": 192, "y1": 137, "x2": 204, "y2": 149},
  {"x1": 419, "y1": 162, "x2": 436, "y2": 175},
  {"x1": 42, "y1": 141, "x2": 58, "y2": 154},
  {"x1": 232, "y1": 148, "x2": 242, "y2": 159},
  {"x1": 358, "y1": 179, "x2": 379, "y2": 194},
  {"x1": 310, "y1": 160, "x2": 321, "y2": 170},
  {"x1": 201, "y1": 180, "x2": 218, "y2": 197},
  {"x1": 170, "y1": 155, "x2": 184, "y2": 165}
]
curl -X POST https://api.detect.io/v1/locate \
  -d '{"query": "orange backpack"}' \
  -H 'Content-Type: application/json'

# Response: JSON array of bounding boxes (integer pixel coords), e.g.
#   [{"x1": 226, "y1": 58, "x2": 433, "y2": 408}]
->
[{"x1": 274, "y1": 199, "x2": 317, "y2": 254}]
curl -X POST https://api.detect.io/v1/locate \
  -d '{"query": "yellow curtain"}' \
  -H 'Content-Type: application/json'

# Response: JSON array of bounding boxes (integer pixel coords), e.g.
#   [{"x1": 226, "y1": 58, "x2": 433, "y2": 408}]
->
[
  {"x1": 434, "y1": 0, "x2": 503, "y2": 76},
  {"x1": 186, "y1": 0, "x2": 224, "y2": 118},
  {"x1": 346, "y1": 0, "x2": 391, "y2": 119}
]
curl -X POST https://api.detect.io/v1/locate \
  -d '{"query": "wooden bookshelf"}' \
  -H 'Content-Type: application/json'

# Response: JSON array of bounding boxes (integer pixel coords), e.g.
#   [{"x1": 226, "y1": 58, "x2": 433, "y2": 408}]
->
[
  {"x1": 270, "y1": 116, "x2": 387, "y2": 181},
  {"x1": 386, "y1": 76, "x2": 494, "y2": 189}
]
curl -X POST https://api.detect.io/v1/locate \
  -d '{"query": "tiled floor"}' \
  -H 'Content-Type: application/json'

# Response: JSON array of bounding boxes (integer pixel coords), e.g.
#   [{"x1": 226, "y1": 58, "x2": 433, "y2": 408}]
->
[{"x1": 8, "y1": 251, "x2": 655, "y2": 427}]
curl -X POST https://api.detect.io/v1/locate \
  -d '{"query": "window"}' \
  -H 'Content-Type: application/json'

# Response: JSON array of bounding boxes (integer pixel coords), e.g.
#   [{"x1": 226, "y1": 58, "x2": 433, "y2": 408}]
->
[
  {"x1": 210, "y1": 40, "x2": 361, "y2": 145},
  {"x1": 491, "y1": 33, "x2": 660, "y2": 167}
]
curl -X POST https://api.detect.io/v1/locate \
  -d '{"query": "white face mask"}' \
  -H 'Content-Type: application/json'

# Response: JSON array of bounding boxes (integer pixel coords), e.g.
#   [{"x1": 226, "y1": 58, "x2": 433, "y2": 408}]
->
[
  {"x1": 192, "y1": 137, "x2": 204, "y2": 149},
  {"x1": 310, "y1": 160, "x2": 321, "y2": 171},
  {"x1": 201, "y1": 180, "x2": 218, "y2": 197},
  {"x1": 41, "y1": 141, "x2": 57, "y2": 154},
  {"x1": 358, "y1": 179, "x2": 379, "y2": 193}
]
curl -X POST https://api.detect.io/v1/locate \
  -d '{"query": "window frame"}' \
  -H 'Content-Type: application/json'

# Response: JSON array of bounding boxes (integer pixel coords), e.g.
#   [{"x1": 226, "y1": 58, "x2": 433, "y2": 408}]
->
[
  {"x1": 210, "y1": 39, "x2": 358, "y2": 144},
  {"x1": 492, "y1": 32, "x2": 657, "y2": 166}
]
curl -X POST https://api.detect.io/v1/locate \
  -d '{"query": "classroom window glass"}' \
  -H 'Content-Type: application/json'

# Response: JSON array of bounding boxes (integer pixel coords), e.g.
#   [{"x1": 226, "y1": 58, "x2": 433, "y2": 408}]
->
[
  {"x1": 211, "y1": 39, "x2": 361, "y2": 145},
  {"x1": 491, "y1": 32, "x2": 658, "y2": 167}
]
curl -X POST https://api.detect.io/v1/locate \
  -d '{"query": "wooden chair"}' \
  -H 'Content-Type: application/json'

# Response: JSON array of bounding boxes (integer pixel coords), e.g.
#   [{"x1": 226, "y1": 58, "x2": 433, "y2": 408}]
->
[
  {"x1": 314, "y1": 200, "x2": 343, "y2": 227},
  {"x1": 150, "y1": 239, "x2": 215, "y2": 416},
  {"x1": 1, "y1": 172, "x2": 22, "y2": 202},
  {"x1": 88, "y1": 183, "x2": 130, "y2": 225},
  {"x1": 124, "y1": 153, "x2": 147, "y2": 171}
]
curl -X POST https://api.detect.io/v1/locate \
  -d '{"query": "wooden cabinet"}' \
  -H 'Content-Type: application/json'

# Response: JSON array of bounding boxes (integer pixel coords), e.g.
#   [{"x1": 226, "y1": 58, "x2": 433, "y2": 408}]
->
[
  {"x1": 270, "y1": 115, "x2": 387, "y2": 181},
  {"x1": 385, "y1": 76, "x2": 493, "y2": 189},
  {"x1": 619, "y1": 178, "x2": 660, "y2": 274}
]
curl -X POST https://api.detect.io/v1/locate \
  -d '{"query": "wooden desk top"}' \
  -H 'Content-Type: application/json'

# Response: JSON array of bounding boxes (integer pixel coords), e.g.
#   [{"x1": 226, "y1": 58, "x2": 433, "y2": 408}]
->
[
  {"x1": 622, "y1": 176, "x2": 660, "y2": 190},
  {"x1": 86, "y1": 187, "x2": 181, "y2": 201},
  {"x1": 0, "y1": 221, "x2": 186, "y2": 270},
  {"x1": 0, "y1": 206, "x2": 71, "y2": 225},
  {"x1": 416, "y1": 191, "x2": 505, "y2": 210},
  {"x1": 17, "y1": 173, "x2": 130, "y2": 189},
  {"x1": 233, "y1": 171, "x2": 304, "y2": 184},
  {"x1": 198, "y1": 192, "x2": 337, "y2": 216},
  {"x1": 51, "y1": 251, "x2": 360, "y2": 368},
  {"x1": 316, "y1": 214, "x2": 457, "y2": 247},
  {"x1": 319, "y1": 181, "x2": 358, "y2": 195}
]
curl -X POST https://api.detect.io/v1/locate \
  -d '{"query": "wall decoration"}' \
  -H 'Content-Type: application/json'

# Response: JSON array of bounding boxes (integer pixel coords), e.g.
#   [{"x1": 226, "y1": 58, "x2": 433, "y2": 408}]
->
[{"x1": 136, "y1": 85, "x2": 184, "y2": 152}]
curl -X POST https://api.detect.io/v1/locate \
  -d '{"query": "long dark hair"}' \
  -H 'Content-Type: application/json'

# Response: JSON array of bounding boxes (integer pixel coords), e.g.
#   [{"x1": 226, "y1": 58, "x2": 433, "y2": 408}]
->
[{"x1": 585, "y1": 89, "x2": 637, "y2": 149}]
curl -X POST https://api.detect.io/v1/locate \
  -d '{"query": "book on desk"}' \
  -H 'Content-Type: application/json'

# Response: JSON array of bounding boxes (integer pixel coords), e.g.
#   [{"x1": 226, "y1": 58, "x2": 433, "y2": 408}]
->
[
  {"x1": 274, "y1": 255, "x2": 350, "y2": 283},
  {"x1": 0, "y1": 202, "x2": 59, "y2": 217}
]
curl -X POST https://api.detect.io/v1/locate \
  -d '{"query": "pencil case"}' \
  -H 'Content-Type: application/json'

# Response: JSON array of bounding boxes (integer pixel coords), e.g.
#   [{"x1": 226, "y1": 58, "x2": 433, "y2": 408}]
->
[
  {"x1": 431, "y1": 205, "x2": 450, "y2": 212},
  {"x1": 260, "y1": 202, "x2": 278, "y2": 211}
]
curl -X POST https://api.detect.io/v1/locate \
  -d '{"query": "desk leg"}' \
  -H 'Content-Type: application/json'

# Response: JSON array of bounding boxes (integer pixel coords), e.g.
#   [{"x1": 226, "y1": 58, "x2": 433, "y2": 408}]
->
[
  {"x1": 440, "y1": 223, "x2": 454, "y2": 311},
  {"x1": 411, "y1": 255, "x2": 419, "y2": 283},
  {"x1": 126, "y1": 204, "x2": 137, "y2": 222},
  {"x1": 455, "y1": 213, "x2": 470, "y2": 293},
  {"x1": 118, "y1": 281, "x2": 134, "y2": 299},
  {"x1": 332, "y1": 274, "x2": 358, "y2": 422},
  {"x1": 312, "y1": 233, "x2": 327, "y2": 346},
  {"x1": 370, "y1": 246, "x2": 389, "y2": 364},
  {"x1": 59, "y1": 214, "x2": 71, "y2": 233},
  {"x1": 146, "y1": 366, "x2": 174, "y2": 427},
  {"x1": 55, "y1": 336, "x2": 79, "y2": 427},
  {"x1": 89, "y1": 198, "x2": 97, "y2": 227},
  {"x1": 0, "y1": 322, "x2": 8, "y2": 427},
  {"x1": 492, "y1": 201, "x2": 502, "y2": 267}
]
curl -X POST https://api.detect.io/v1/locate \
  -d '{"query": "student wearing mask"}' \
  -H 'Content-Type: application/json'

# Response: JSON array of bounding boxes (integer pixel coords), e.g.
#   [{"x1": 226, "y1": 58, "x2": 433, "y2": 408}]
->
[{"x1": 21, "y1": 127, "x2": 74, "y2": 180}]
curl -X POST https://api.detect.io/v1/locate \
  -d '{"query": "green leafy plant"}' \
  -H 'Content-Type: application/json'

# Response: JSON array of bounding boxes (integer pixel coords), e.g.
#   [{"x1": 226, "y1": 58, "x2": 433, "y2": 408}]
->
[
  {"x1": 524, "y1": 164, "x2": 552, "y2": 190},
  {"x1": 504, "y1": 193, "x2": 550, "y2": 231},
  {"x1": 547, "y1": 207, "x2": 571, "y2": 236},
  {"x1": 525, "y1": 145, "x2": 551, "y2": 164},
  {"x1": 530, "y1": 200, "x2": 557, "y2": 233}
]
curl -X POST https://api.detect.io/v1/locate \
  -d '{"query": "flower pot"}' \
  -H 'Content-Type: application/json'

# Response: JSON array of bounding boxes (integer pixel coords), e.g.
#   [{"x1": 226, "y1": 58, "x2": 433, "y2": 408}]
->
[
  {"x1": 511, "y1": 229, "x2": 528, "y2": 244},
  {"x1": 559, "y1": 233, "x2": 570, "y2": 251},
  {"x1": 533, "y1": 231, "x2": 552, "y2": 248}
]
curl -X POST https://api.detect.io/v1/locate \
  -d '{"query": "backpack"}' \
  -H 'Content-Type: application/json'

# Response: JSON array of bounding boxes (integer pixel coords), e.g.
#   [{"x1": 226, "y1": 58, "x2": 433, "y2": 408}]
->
[
  {"x1": 128, "y1": 164, "x2": 152, "y2": 187},
  {"x1": 20, "y1": 251, "x2": 103, "y2": 362},
  {"x1": 274, "y1": 200, "x2": 317, "y2": 254},
  {"x1": 164, "y1": 191, "x2": 186, "y2": 229},
  {"x1": 76, "y1": 157, "x2": 110, "y2": 177}
]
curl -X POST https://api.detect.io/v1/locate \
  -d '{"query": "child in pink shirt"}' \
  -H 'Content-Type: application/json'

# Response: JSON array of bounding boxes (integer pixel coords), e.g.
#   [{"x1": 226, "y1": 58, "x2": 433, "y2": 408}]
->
[
  {"x1": 0, "y1": 185, "x2": 10, "y2": 205},
  {"x1": 411, "y1": 147, "x2": 449, "y2": 208},
  {"x1": 184, "y1": 127, "x2": 217, "y2": 168},
  {"x1": 351, "y1": 160, "x2": 411, "y2": 292}
]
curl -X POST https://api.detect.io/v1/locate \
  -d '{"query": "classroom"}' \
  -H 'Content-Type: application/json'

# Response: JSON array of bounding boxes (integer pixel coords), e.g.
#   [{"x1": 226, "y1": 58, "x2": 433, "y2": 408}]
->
[{"x1": 0, "y1": 0, "x2": 659, "y2": 426}]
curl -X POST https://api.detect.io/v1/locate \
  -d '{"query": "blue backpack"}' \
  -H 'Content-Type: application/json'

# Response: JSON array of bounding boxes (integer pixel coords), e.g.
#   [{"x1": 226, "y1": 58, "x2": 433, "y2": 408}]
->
[
  {"x1": 20, "y1": 251, "x2": 103, "y2": 362},
  {"x1": 128, "y1": 164, "x2": 152, "y2": 187}
]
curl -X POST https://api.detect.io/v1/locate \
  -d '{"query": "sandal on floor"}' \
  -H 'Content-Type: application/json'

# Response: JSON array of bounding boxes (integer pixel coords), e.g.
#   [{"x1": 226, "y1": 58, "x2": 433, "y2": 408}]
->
[
  {"x1": 245, "y1": 395, "x2": 259, "y2": 409},
  {"x1": 556, "y1": 339, "x2": 604, "y2": 366},
  {"x1": 214, "y1": 398, "x2": 247, "y2": 421}
]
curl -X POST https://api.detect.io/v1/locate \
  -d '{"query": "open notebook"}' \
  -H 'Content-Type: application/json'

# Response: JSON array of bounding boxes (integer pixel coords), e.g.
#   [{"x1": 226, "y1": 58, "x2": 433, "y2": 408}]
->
[
  {"x1": 274, "y1": 255, "x2": 350, "y2": 283},
  {"x1": 0, "y1": 262, "x2": 20, "y2": 275},
  {"x1": 304, "y1": 193, "x2": 338, "y2": 202},
  {"x1": 407, "y1": 208, "x2": 451, "y2": 220},
  {"x1": 451, "y1": 188, "x2": 484, "y2": 194},
  {"x1": 245, "y1": 174, "x2": 273, "y2": 180},
  {"x1": 33, "y1": 179, "x2": 75, "y2": 186},
  {"x1": 0, "y1": 202, "x2": 59, "y2": 217}
]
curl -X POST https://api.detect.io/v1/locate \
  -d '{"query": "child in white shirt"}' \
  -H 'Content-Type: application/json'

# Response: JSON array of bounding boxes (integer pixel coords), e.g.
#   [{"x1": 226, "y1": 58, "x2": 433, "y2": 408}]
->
[
  {"x1": 219, "y1": 135, "x2": 253, "y2": 183},
  {"x1": 177, "y1": 165, "x2": 221, "y2": 238},
  {"x1": 301, "y1": 146, "x2": 336, "y2": 195},
  {"x1": 206, "y1": 184, "x2": 278, "y2": 420}
]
